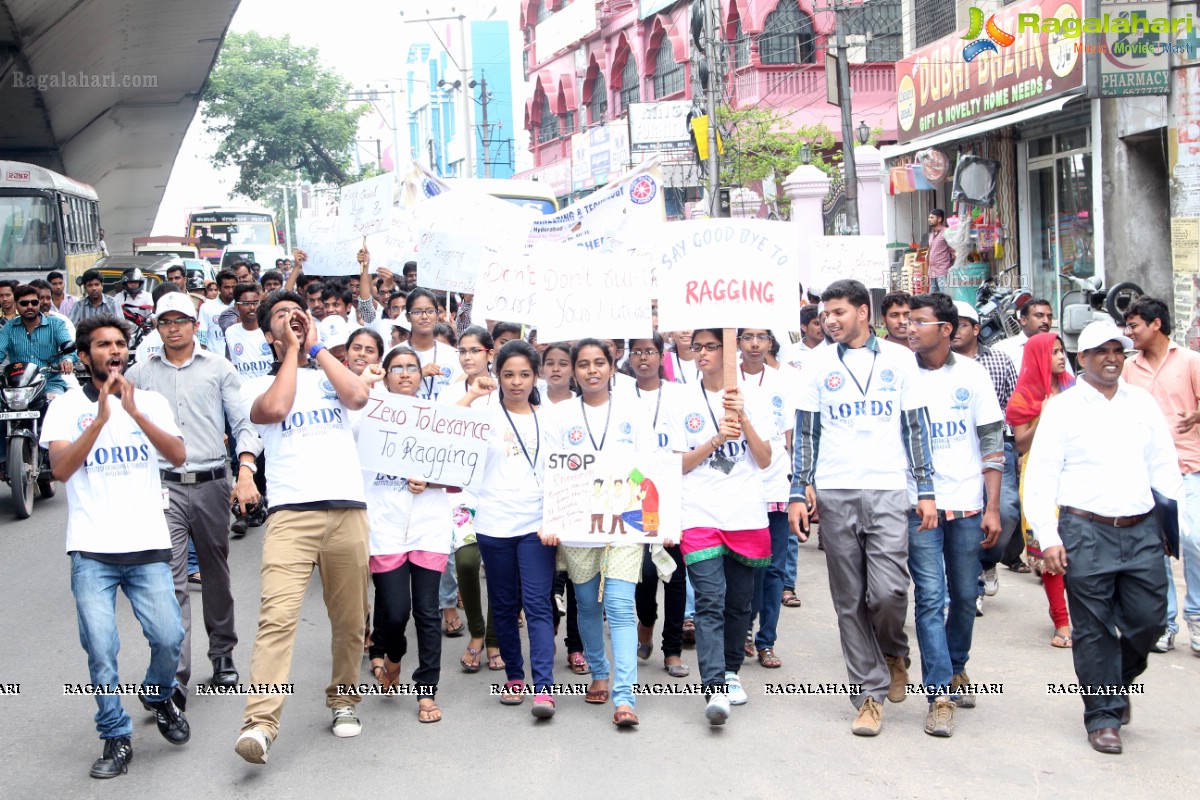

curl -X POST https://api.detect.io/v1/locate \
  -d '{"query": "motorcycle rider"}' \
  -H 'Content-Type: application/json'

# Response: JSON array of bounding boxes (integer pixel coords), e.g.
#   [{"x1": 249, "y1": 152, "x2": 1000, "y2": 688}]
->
[
  {"x1": 0, "y1": 283, "x2": 76, "y2": 399},
  {"x1": 120, "y1": 269, "x2": 154, "y2": 313}
]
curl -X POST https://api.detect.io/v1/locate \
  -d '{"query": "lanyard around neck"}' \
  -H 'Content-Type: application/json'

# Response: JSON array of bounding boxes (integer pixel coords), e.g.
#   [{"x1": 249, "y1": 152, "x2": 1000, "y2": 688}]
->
[
  {"x1": 636, "y1": 383, "x2": 663, "y2": 430},
  {"x1": 836, "y1": 345, "x2": 878, "y2": 397},
  {"x1": 699, "y1": 381, "x2": 723, "y2": 434},
  {"x1": 502, "y1": 403, "x2": 539, "y2": 475},
  {"x1": 421, "y1": 342, "x2": 439, "y2": 397},
  {"x1": 580, "y1": 394, "x2": 612, "y2": 451}
]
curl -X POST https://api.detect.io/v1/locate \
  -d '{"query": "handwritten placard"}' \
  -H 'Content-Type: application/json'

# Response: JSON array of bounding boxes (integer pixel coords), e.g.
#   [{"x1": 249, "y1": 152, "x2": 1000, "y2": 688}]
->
[
  {"x1": 356, "y1": 391, "x2": 494, "y2": 487},
  {"x1": 418, "y1": 231, "x2": 483, "y2": 294},
  {"x1": 528, "y1": 162, "x2": 665, "y2": 251},
  {"x1": 542, "y1": 451, "x2": 681, "y2": 545},
  {"x1": 337, "y1": 173, "x2": 395, "y2": 242},
  {"x1": 805, "y1": 236, "x2": 889, "y2": 292},
  {"x1": 471, "y1": 254, "x2": 539, "y2": 324},
  {"x1": 531, "y1": 242, "x2": 653, "y2": 343},
  {"x1": 653, "y1": 219, "x2": 801, "y2": 332}
]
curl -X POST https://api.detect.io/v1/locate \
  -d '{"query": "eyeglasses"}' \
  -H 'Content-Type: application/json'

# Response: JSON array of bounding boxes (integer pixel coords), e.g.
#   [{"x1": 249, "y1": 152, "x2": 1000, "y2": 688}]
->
[
  {"x1": 460, "y1": 347, "x2": 488, "y2": 356},
  {"x1": 688, "y1": 343, "x2": 723, "y2": 353},
  {"x1": 236, "y1": 300, "x2": 260, "y2": 307},
  {"x1": 407, "y1": 308, "x2": 437, "y2": 318},
  {"x1": 16, "y1": 299, "x2": 40, "y2": 308},
  {"x1": 738, "y1": 333, "x2": 771, "y2": 343},
  {"x1": 388, "y1": 365, "x2": 422, "y2": 374},
  {"x1": 630, "y1": 348, "x2": 659, "y2": 357},
  {"x1": 156, "y1": 317, "x2": 194, "y2": 329},
  {"x1": 910, "y1": 320, "x2": 951, "y2": 328}
]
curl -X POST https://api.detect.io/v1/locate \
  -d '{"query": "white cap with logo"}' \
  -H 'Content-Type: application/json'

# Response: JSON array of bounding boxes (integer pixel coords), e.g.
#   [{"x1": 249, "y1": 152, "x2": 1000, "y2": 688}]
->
[
  {"x1": 154, "y1": 292, "x2": 197, "y2": 319},
  {"x1": 1077, "y1": 320, "x2": 1133, "y2": 353}
]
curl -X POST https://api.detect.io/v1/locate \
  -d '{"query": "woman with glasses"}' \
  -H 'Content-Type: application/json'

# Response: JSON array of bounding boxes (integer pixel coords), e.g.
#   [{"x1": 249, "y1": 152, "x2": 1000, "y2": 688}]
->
[
  {"x1": 358, "y1": 346, "x2": 452, "y2": 723},
  {"x1": 437, "y1": 326, "x2": 503, "y2": 674},
  {"x1": 663, "y1": 328, "x2": 772, "y2": 725},
  {"x1": 628, "y1": 333, "x2": 690, "y2": 679},
  {"x1": 541, "y1": 338, "x2": 653, "y2": 727},
  {"x1": 462, "y1": 340, "x2": 558, "y2": 718},
  {"x1": 736, "y1": 328, "x2": 797, "y2": 670}
]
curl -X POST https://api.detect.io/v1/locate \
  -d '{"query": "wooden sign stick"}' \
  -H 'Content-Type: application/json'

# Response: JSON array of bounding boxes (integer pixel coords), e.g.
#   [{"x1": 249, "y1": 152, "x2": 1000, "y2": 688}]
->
[{"x1": 723, "y1": 328, "x2": 738, "y2": 392}]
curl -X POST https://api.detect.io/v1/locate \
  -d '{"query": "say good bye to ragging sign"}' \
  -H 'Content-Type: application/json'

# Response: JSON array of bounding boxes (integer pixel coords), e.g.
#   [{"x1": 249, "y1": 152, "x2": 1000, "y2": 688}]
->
[{"x1": 652, "y1": 220, "x2": 801, "y2": 332}]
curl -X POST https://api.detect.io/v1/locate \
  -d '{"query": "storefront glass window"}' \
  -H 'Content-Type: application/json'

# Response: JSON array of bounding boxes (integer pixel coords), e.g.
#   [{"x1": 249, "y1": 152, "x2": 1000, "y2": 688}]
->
[{"x1": 1026, "y1": 130, "x2": 1093, "y2": 315}]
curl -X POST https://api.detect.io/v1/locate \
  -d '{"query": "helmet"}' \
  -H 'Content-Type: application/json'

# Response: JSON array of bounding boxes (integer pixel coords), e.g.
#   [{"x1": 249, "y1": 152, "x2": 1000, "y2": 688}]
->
[{"x1": 122, "y1": 268, "x2": 144, "y2": 290}]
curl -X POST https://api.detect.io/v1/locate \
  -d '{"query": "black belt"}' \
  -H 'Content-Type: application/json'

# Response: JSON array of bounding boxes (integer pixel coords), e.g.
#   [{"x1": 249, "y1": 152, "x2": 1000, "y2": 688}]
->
[
  {"x1": 1060, "y1": 506, "x2": 1152, "y2": 529},
  {"x1": 161, "y1": 467, "x2": 227, "y2": 485}
]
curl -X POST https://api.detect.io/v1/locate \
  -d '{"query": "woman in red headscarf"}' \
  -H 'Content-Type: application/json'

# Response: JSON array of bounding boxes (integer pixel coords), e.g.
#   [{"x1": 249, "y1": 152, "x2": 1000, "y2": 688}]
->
[{"x1": 1007, "y1": 332, "x2": 1075, "y2": 648}]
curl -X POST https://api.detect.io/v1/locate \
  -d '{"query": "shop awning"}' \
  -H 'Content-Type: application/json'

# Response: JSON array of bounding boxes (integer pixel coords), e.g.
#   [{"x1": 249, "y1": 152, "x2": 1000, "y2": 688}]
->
[{"x1": 880, "y1": 94, "x2": 1080, "y2": 160}]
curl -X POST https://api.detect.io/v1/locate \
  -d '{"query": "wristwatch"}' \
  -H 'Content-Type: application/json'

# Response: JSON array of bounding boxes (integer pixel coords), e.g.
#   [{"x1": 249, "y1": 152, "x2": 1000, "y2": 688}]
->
[
  {"x1": 238, "y1": 461, "x2": 258, "y2": 475},
  {"x1": 309, "y1": 343, "x2": 326, "y2": 360}
]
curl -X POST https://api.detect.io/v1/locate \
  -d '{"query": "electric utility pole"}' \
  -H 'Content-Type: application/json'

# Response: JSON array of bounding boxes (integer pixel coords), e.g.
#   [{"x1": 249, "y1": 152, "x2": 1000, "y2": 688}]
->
[
  {"x1": 703, "y1": 0, "x2": 720, "y2": 216},
  {"x1": 833, "y1": 0, "x2": 860, "y2": 235}
]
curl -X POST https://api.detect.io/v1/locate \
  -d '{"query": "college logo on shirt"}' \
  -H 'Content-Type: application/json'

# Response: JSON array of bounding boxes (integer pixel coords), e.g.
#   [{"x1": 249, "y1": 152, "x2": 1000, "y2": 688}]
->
[
  {"x1": 771, "y1": 394, "x2": 784, "y2": 409},
  {"x1": 825, "y1": 372, "x2": 845, "y2": 392},
  {"x1": 685, "y1": 412, "x2": 705, "y2": 433},
  {"x1": 441, "y1": 366, "x2": 452, "y2": 379},
  {"x1": 318, "y1": 378, "x2": 338, "y2": 401},
  {"x1": 233, "y1": 343, "x2": 245, "y2": 356},
  {"x1": 619, "y1": 421, "x2": 632, "y2": 434},
  {"x1": 566, "y1": 425, "x2": 586, "y2": 446},
  {"x1": 879, "y1": 369, "x2": 897, "y2": 391},
  {"x1": 952, "y1": 386, "x2": 971, "y2": 411},
  {"x1": 77, "y1": 413, "x2": 95, "y2": 432},
  {"x1": 260, "y1": 342, "x2": 272, "y2": 355}
]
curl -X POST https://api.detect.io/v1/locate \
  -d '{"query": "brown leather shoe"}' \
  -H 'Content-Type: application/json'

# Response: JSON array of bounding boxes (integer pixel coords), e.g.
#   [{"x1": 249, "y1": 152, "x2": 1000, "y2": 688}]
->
[{"x1": 1087, "y1": 727, "x2": 1123, "y2": 754}]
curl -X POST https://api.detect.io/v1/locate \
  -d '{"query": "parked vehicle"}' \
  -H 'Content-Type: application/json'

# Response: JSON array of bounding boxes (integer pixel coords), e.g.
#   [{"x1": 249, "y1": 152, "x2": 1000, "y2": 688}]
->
[
  {"x1": 1059, "y1": 273, "x2": 1143, "y2": 358},
  {"x1": 132, "y1": 236, "x2": 202, "y2": 260},
  {"x1": 975, "y1": 277, "x2": 1030, "y2": 347},
  {"x1": 1, "y1": 343, "x2": 74, "y2": 518}
]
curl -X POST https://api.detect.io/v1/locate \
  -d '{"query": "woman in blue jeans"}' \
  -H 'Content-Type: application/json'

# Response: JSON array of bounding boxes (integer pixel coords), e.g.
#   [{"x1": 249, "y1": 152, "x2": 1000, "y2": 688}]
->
[
  {"x1": 460, "y1": 340, "x2": 558, "y2": 719},
  {"x1": 540, "y1": 339, "x2": 652, "y2": 727}
]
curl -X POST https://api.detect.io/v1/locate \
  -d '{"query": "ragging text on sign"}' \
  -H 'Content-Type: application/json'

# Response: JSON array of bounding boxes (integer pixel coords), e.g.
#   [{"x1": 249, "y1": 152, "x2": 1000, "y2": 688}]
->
[{"x1": 356, "y1": 392, "x2": 494, "y2": 486}]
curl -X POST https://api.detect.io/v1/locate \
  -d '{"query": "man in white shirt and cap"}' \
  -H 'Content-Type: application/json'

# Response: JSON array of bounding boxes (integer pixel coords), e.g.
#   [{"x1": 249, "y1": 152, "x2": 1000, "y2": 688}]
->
[{"x1": 1024, "y1": 320, "x2": 1183, "y2": 755}]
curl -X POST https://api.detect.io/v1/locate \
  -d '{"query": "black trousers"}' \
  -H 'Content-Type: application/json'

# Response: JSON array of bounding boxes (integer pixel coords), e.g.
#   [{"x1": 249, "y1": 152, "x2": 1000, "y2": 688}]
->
[
  {"x1": 552, "y1": 571, "x2": 583, "y2": 652},
  {"x1": 1060, "y1": 513, "x2": 1167, "y2": 732},
  {"x1": 369, "y1": 561, "x2": 442, "y2": 698},
  {"x1": 635, "y1": 545, "x2": 687, "y2": 658}
]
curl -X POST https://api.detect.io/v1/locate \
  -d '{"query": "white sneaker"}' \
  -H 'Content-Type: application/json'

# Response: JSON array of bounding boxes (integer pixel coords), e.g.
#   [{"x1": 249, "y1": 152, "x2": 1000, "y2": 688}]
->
[
  {"x1": 982, "y1": 568, "x2": 999, "y2": 596},
  {"x1": 331, "y1": 706, "x2": 362, "y2": 738},
  {"x1": 705, "y1": 693, "x2": 730, "y2": 726},
  {"x1": 1152, "y1": 630, "x2": 1175, "y2": 653},
  {"x1": 1187, "y1": 619, "x2": 1200, "y2": 657},
  {"x1": 725, "y1": 671, "x2": 748, "y2": 705},
  {"x1": 234, "y1": 728, "x2": 271, "y2": 764},
  {"x1": 975, "y1": 595, "x2": 984, "y2": 617}
]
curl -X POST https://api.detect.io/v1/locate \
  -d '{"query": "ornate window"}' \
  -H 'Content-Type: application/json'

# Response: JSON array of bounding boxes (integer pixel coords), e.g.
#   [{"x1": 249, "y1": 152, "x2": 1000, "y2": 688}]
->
[
  {"x1": 652, "y1": 39, "x2": 685, "y2": 98},
  {"x1": 915, "y1": 0, "x2": 957, "y2": 47},
  {"x1": 587, "y1": 71, "x2": 608, "y2": 124},
  {"x1": 537, "y1": 93, "x2": 559, "y2": 143},
  {"x1": 759, "y1": 0, "x2": 816, "y2": 65},
  {"x1": 733, "y1": 20, "x2": 750, "y2": 68},
  {"x1": 618, "y1": 54, "x2": 641, "y2": 110}
]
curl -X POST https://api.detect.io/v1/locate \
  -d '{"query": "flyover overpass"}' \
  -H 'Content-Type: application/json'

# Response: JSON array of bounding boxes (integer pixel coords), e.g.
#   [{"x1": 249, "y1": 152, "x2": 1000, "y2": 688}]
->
[{"x1": 0, "y1": 0, "x2": 241, "y2": 253}]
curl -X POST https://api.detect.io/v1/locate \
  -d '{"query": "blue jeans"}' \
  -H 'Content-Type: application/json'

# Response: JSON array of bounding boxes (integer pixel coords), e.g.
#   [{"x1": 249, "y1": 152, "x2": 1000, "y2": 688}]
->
[
  {"x1": 476, "y1": 533, "x2": 557, "y2": 693},
  {"x1": 1166, "y1": 472, "x2": 1200, "y2": 630},
  {"x1": 70, "y1": 553, "x2": 183, "y2": 739},
  {"x1": 687, "y1": 553, "x2": 756, "y2": 695},
  {"x1": 785, "y1": 533, "x2": 799, "y2": 590},
  {"x1": 439, "y1": 549, "x2": 458, "y2": 610},
  {"x1": 574, "y1": 573, "x2": 638, "y2": 708},
  {"x1": 980, "y1": 441, "x2": 1021, "y2": 575},
  {"x1": 907, "y1": 511, "x2": 983, "y2": 700},
  {"x1": 186, "y1": 537, "x2": 199, "y2": 576},
  {"x1": 685, "y1": 573, "x2": 695, "y2": 619},
  {"x1": 751, "y1": 510, "x2": 790, "y2": 649}
]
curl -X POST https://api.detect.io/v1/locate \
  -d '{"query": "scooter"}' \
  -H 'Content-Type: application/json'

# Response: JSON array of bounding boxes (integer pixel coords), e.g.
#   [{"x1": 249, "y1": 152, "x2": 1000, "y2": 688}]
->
[
  {"x1": 976, "y1": 277, "x2": 1031, "y2": 346},
  {"x1": 1, "y1": 343, "x2": 75, "y2": 518},
  {"x1": 1059, "y1": 273, "x2": 1143, "y2": 360}
]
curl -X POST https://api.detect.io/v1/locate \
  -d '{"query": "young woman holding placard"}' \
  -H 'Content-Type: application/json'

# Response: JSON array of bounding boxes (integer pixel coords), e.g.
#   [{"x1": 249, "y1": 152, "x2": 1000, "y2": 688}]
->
[
  {"x1": 463, "y1": 340, "x2": 558, "y2": 719},
  {"x1": 663, "y1": 328, "x2": 772, "y2": 726},
  {"x1": 540, "y1": 339, "x2": 653, "y2": 728}
]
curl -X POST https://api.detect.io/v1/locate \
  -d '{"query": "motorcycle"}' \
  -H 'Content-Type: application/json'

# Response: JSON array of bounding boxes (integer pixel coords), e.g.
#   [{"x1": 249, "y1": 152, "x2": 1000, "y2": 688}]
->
[
  {"x1": 1, "y1": 343, "x2": 75, "y2": 518},
  {"x1": 976, "y1": 274, "x2": 1031, "y2": 347},
  {"x1": 122, "y1": 302, "x2": 155, "y2": 367},
  {"x1": 1059, "y1": 273, "x2": 1143, "y2": 360}
]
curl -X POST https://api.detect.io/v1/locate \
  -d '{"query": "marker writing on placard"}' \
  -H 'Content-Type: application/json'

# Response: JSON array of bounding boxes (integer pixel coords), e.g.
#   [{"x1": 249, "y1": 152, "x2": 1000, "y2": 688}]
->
[{"x1": 378, "y1": 431, "x2": 481, "y2": 483}]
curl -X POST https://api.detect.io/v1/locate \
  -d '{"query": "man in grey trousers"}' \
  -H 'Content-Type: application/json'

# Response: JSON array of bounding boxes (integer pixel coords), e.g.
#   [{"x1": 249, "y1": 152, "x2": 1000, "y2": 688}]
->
[
  {"x1": 127, "y1": 288, "x2": 262, "y2": 702},
  {"x1": 788, "y1": 279, "x2": 936, "y2": 736}
]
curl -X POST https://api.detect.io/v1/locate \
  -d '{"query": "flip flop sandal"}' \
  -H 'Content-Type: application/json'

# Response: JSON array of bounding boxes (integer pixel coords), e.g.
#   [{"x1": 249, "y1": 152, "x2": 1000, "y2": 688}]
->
[
  {"x1": 418, "y1": 701, "x2": 442, "y2": 723},
  {"x1": 443, "y1": 616, "x2": 465, "y2": 637},
  {"x1": 613, "y1": 708, "x2": 639, "y2": 727},
  {"x1": 460, "y1": 647, "x2": 482, "y2": 674},
  {"x1": 500, "y1": 680, "x2": 525, "y2": 705},
  {"x1": 757, "y1": 647, "x2": 782, "y2": 669},
  {"x1": 1050, "y1": 633, "x2": 1073, "y2": 648},
  {"x1": 567, "y1": 651, "x2": 590, "y2": 674},
  {"x1": 781, "y1": 591, "x2": 803, "y2": 608},
  {"x1": 585, "y1": 687, "x2": 610, "y2": 704},
  {"x1": 488, "y1": 653, "x2": 505, "y2": 671}
]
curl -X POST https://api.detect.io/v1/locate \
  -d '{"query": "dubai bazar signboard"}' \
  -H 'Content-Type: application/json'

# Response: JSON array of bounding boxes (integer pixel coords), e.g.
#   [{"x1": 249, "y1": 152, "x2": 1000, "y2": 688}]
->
[{"x1": 895, "y1": 0, "x2": 1085, "y2": 143}]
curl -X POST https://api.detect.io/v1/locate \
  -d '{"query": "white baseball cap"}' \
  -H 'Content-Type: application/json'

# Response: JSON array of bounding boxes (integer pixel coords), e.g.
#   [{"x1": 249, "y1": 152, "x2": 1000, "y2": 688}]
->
[
  {"x1": 953, "y1": 300, "x2": 979, "y2": 324},
  {"x1": 320, "y1": 314, "x2": 350, "y2": 347},
  {"x1": 1077, "y1": 320, "x2": 1133, "y2": 353},
  {"x1": 155, "y1": 292, "x2": 197, "y2": 319}
]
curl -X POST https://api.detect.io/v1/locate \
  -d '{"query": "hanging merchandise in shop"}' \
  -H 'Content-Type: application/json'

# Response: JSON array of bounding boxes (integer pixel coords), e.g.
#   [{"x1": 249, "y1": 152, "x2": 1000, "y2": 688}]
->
[{"x1": 895, "y1": 0, "x2": 1084, "y2": 143}]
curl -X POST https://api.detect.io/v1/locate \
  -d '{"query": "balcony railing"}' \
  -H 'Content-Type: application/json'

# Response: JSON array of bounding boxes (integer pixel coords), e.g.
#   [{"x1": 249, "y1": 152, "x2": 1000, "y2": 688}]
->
[{"x1": 732, "y1": 63, "x2": 895, "y2": 109}]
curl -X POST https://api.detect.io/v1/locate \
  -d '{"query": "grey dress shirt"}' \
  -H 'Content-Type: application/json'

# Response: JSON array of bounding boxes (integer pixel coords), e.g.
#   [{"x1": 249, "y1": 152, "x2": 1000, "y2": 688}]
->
[{"x1": 126, "y1": 345, "x2": 262, "y2": 472}]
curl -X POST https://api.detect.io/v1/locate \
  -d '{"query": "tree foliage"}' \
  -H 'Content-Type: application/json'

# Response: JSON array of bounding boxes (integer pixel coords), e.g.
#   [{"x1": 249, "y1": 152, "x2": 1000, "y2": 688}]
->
[{"x1": 202, "y1": 31, "x2": 370, "y2": 201}]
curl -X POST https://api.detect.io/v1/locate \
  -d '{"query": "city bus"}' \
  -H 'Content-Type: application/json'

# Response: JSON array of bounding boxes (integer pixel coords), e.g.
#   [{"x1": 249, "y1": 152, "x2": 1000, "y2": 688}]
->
[
  {"x1": 186, "y1": 207, "x2": 279, "y2": 264},
  {"x1": 0, "y1": 160, "x2": 104, "y2": 284}
]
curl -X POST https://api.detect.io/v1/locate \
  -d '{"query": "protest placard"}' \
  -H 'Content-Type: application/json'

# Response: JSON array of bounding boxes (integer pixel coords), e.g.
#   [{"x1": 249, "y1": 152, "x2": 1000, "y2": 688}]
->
[
  {"x1": 653, "y1": 219, "x2": 801, "y2": 332},
  {"x1": 805, "y1": 235, "x2": 889, "y2": 293},
  {"x1": 542, "y1": 450, "x2": 681, "y2": 545},
  {"x1": 356, "y1": 391, "x2": 494, "y2": 487},
  {"x1": 418, "y1": 231, "x2": 483, "y2": 294},
  {"x1": 528, "y1": 161, "x2": 665, "y2": 251},
  {"x1": 531, "y1": 242, "x2": 654, "y2": 343},
  {"x1": 337, "y1": 172, "x2": 395, "y2": 242},
  {"x1": 471, "y1": 253, "x2": 540, "y2": 324}
]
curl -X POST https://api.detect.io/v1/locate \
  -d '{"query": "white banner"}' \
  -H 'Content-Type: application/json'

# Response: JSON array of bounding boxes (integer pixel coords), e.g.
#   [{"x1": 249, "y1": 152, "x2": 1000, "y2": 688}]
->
[
  {"x1": 653, "y1": 219, "x2": 801, "y2": 331},
  {"x1": 296, "y1": 215, "x2": 396, "y2": 276},
  {"x1": 356, "y1": 391, "x2": 494, "y2": 487},
  {"x1": 417, "y1": 230, "x2": 482, "y2": 294},
  {"x1": 805, "y1": 235, "x2": 890, "y2": 293},
  {"x1": 337, "y1": 173, "x2": 395, "y2": 242},
  {"x1": 471, "y1": 254, "x2": 539, "y2": 324},
  {"x1": 529, "y1": 161, "x2": 665, "y2": 250},
  {"x1": 543, "y1": 451, "x2": 681, "y2": 545},
  {"x1": 531, "y1": 242, "x2": 654, "y2": 343}
]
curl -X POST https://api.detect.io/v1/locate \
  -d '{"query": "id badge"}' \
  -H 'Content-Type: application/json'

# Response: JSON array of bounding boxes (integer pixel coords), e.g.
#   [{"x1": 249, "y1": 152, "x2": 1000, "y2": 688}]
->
[
  {"x1": 162, "y1": 487, "x2": 171, "y2": 510},
  {"x1": 710, "y1": 449, "x2": 735, "y2": 475}
]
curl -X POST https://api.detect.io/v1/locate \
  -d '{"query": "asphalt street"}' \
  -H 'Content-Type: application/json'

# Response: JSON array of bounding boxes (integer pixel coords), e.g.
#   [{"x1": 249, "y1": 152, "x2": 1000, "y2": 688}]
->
[{"x1": 1, "y1": 490, "x2": 1196, "y2": 798}]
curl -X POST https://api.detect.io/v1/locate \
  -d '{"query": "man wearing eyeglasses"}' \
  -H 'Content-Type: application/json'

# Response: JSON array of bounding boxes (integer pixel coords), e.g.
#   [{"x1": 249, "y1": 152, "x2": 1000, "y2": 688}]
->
[
  {"x1": 224, "y1": 284, "x2": 273, "y2": 380},
  {"x1": 126, "y1": 292, "x2": 262, "y2": 703}
]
